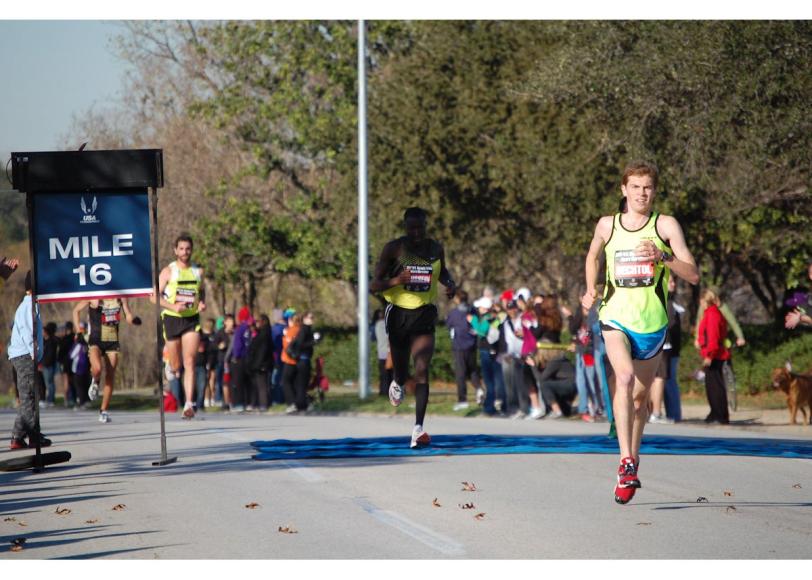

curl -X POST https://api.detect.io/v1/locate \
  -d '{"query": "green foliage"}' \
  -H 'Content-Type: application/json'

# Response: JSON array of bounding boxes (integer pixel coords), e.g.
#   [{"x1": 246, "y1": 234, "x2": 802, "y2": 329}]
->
[
  {"x1": 677, "y1": 325, "x2": 812, "y2": 395},
  {"x1": 0, "y1": 178, "x2": 27, "y2": 245},
  {"x1": 524, "y1": 21, "x2": 812, "y2": 315}
]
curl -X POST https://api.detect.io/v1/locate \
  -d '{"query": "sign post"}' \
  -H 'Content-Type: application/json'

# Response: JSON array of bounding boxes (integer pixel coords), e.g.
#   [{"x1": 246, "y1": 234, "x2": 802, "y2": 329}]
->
[{"x1": 0, "y1": 149, "x2": 173, "y2": 472}]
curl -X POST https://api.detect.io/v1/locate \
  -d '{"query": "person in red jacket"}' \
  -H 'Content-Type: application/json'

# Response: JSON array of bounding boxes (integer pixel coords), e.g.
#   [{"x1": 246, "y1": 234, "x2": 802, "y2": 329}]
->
[{"x1": 697, "y1": 288, "x2": 730, "y2": 424}]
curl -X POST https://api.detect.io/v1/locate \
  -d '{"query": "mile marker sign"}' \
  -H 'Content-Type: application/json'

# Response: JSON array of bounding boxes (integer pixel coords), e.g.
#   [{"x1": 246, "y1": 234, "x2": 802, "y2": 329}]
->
[{"x1": 33, "y1": 191, "x2": 152, "y2": 302}]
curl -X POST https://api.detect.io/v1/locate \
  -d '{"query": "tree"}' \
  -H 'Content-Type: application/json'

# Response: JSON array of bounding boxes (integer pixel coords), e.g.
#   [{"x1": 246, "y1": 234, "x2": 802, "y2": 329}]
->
[{"x1": 523, "y1": 21, "x2": 812, "y2": 318}]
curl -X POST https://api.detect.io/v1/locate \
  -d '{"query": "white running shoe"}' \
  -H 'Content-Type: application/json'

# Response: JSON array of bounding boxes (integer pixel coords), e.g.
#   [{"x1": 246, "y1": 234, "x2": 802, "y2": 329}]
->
[
  {"x1": 88, "y1": 378, "x2": 99, "y2": 402},
  {"x1": 452, "y1": 401, "x2": 470, "y2": 411},
  {"x1": 99, "y1": 411, "x2": 111, "y2": 423},
  {"x1": 388, "y1": 380, "x2": 404, "y2": 407},
  {"x1": 164, "y1": 364, "x2": 177, "y2": 382},
  {"x1": 182, "y1": 402, "x2": 195, "y2": 420},
  {"x1": 510, "y1": 410, "x2": 527, "y2": 420},
  {"x1": 475, "y1": 388, "x2": 485, "y2": 405},
  {"x1": 285, "y1": 404, "x2": 298, "y2": 415},
  {"x1": 527, "y1": 407, "x2": 545, "y2": 420},
  {"x1": 410, "y1": 425, "x2": 431, "y2": 449},
  {"x1": 649, "y1": 414, "x2": 675, "y2": 425}
]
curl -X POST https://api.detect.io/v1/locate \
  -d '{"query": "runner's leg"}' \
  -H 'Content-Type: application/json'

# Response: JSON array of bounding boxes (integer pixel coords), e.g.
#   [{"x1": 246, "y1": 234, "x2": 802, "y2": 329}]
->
[
  {"x1": 411, "y1": 333, "x2": 435, "y2": 427},
  {"x1": 602, "y1": 330, "x2": 636, "y2": 459},
  {"x1": 630, "y1": 354, "x2": 662, "y2": 459},
  {"x1": 181, "y1": 330, "x2": 200, "y2": 405},
  {"x1": 101, "y1": 352, "x2": 118, "y2": 413}
]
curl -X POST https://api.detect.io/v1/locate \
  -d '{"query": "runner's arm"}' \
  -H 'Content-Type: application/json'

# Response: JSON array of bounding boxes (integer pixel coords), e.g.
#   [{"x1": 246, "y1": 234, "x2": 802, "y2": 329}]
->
[
  {"x1": 370, "y1": 242, "x2": 410, "y2": 293},
  {"x1": 438, "y1": 244, "x2": 456, "y2": 298},
  {"x1": 121, "y1": 298, "x2": 135, "y2": 324},
  {"x1": 582, "y1": 217, "x2": 612, "y2": 310},
  {"x1": 197, "y1": 268, "x2": 206, "y2": 312},
  {"x1": 72, "y1": 301, "x2": 88, "y2": 334},
  {"x1": 156, "y1": 267, "x2": 183, "y2": 313},
  {"x1": 657, "y1": 216, "x2": 700, "y2": 285}
]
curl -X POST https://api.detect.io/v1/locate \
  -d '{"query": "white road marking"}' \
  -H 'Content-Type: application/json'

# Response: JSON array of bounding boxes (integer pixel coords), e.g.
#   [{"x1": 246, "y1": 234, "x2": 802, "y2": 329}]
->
[{"x1": 354, "y1": 497, "x2": 466, "y2": 556}]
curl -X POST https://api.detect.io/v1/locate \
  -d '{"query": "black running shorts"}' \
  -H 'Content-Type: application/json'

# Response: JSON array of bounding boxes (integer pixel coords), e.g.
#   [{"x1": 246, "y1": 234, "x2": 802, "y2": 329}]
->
[
  {"x1": 162, "y1": 314, "x2": 201, "y2": 341},
  {"x1": 89, "y1": 341, "x2": 120, "y2": 355},
  {"x1": 384, "y1": 303, "x2": 438, "y2": 348}
]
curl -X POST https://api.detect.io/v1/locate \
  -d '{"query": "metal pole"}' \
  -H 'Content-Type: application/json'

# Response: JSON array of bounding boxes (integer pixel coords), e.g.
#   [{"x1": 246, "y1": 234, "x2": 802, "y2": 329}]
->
[
  {"x1": 26, "y1": 192, "x2": 43, "y2": 471},
  {"x1": 357, "y1": 20, "x2": 370, "y2": 399},
  {"x1": 150, "y1": 186, "x2": 176, "y2": 466}
]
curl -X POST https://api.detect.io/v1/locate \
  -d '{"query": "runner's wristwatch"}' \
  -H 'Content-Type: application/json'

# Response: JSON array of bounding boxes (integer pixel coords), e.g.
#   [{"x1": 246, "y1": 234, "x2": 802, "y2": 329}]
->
[{"x1": 659, "y1": 250, "x2": 674, "y2": 263}]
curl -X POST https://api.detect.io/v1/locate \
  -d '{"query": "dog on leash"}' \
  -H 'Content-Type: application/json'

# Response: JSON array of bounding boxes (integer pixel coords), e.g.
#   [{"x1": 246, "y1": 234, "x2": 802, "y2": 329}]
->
[{"x1": 771, "y1": 363, "x2": 812, "y2": 425}]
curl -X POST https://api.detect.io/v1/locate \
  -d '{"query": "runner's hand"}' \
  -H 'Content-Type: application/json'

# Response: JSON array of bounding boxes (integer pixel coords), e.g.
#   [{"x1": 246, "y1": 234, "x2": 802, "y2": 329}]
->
[
  {"x1": 736, "y1": 337, "x2": 746, "y2": 347},
  {"x1": 445, "y1": 283, "x2": 456, "y2": 299},
  {"x1": 199, "y1": 301, "x2": 207, "y2": 313},
  {"x1": 634, "y1": 240, "x2": 660, "y2": 261},
  {"x1": 0, "y1": 257, "x2": 19, "y2": 281},
  {"x1": 581, "y1": 288, "x2": 597, "y2": 310},
  {"x1": 393, "y1": 270, "x2": 411, "y2": 286}
]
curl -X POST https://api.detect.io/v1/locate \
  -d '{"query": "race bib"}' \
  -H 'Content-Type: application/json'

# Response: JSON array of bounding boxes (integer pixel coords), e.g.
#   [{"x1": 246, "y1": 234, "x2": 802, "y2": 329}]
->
[
  {"x1": 101, "y1": 303, "x2": 121, "y2": 325},
  {"x1": 404, "y1": 264, "x2": 433, "y2": 293},
  {"x1": 614, "y1": 250, "x2": 655, "y2": 288},
  {"x1": 176, "y1": 288, "x2": 197, "y2": 310}
]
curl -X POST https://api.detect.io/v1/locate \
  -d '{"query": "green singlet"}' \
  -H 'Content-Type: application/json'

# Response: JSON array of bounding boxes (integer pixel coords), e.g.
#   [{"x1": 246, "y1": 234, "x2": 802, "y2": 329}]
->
[{"x1": 599, "y1": 212, "x2": 670, "y2": 334}]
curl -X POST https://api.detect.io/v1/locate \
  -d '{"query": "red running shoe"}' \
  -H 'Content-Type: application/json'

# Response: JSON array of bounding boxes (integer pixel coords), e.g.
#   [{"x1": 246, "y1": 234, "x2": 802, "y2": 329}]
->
[
  {"x1": 614, "y1": 456, "x2": 641, "y2": 505},
  {"x1": 9, "y1": 438, "x2": 27, "y2": 450}
]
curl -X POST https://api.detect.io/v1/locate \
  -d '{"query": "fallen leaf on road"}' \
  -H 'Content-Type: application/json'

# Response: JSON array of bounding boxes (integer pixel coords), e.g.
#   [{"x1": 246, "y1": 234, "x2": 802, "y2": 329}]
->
[
  {"x1": 245, "y1": 502, "x2": 261, "y2": 509},
  {"x1": 55, "y1": 506, "x2": 71, "y2": 515},
  {"x1": 792, "y1": 484, "x2": 802, "y2": 489},
  {"x1": 10, "y1": 538, "x2": 26, "y2": 552},
  {"x1": 474, "y1": 513, "x2": 486, "y2": 520},
  {"x1": 723, "y1": 490, "x2": 733, "y2": 497},
  {"x1": 461, "y1": 482, "x2": 477, "y2": 492},
  {"x1": 85, "y1": 519, "x2": 98, "y2": 524},
  {"x1": 726, "y1": 506, "x2": 737, "y2": 513},
  {"x1": 17, "y1": 522, "x2": 27, "y2": 527},
  {"x1": 4, "y1": 517, "x2": 16, "y2": 522},
  {"x1": 696, "y1": 497, "x2": 709, "y2": 503},
  {"x1": 112, "y1": 504, "x2": 127, "y2": 511},
  {"x1": 432, "y1": 498, "x2": 441, "y2": 507},
  {"x1": 278, "y1": 526, "x2": 298, "y2": 534},
  {"x1": 636, "y1": 522, "x2": 652, "y2": 526},
  {"x1": 459, "y1": 502, "x2": 476, "y2": 510}
]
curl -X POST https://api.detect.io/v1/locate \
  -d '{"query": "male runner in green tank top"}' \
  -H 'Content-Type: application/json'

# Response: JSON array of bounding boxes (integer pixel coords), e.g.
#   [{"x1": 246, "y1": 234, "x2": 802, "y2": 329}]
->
[
  {"x1": 156, "y1": 234, "x2": 206, "y2": 419},
  {"x1": 371, "y1": 207, "x2": 456, "y2": 448},
  {"x1": 582, "y1": 161, "x2": 699, "y2": 505}
]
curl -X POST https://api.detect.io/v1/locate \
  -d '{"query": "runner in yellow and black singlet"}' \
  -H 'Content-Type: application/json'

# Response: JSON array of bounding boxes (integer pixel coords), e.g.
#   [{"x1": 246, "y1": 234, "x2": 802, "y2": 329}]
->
[
  {"x1": 371, "y1": 207, "x2": 456, "y2": 449},
  {"x1": 582, "y1": 161, "x2": 699, "y2": 505},
  {"x1": 155, "y1": 234, "x2": 206, "y2": 419},
  {"x1": 72, "y1": 297, "x2": 140, "y2": 423}
]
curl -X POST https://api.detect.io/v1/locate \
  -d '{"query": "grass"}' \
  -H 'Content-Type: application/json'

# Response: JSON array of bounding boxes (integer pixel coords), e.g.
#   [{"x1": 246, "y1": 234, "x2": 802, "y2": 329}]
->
[{"x1": 0, "y1": 378, "x2": 791, "y2": 417}]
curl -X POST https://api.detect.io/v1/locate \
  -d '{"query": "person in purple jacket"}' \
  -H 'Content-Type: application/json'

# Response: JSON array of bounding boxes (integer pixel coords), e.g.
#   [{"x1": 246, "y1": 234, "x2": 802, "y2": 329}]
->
[
  {"x1": 446, "y1": 289, "x2": 482, "y2": 411},
  {"x1": 229, "y1": 307, "x2": 254, "y2": 412}
]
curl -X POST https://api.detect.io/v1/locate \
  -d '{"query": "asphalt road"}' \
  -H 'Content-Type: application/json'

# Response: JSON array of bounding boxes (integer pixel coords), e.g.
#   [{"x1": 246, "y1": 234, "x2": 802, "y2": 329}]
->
[{"x1": 1, "y1": 406, "x2": 811, "y2": 559}]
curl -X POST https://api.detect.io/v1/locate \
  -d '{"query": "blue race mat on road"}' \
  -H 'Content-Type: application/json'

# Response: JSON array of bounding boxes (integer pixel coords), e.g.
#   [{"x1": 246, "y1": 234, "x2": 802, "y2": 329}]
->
[{"x1": 251, "y1": 434, "x2": 812, "y2": 461}]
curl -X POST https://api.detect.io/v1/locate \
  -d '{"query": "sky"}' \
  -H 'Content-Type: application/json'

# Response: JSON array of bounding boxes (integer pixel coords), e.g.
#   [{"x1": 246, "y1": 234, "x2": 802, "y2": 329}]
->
[
  {"x1": 0, "y1": 5, "x2": 805, "y2": 169},
  {"x1": 0, "y1": 21, "x2": 128, "y2": 163}
]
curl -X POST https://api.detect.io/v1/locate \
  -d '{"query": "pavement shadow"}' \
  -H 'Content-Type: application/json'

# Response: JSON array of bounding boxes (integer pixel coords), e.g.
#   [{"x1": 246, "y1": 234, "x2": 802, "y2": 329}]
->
[
  {"x1": 0, "y1": 489, "x2": 127, "y2": 516},
  {"x1": 1, "y1": 524, "x2": 170, "y2": 558},
  {"x1": 635, "y1": 500, "x2": 812, "y2": 510}
]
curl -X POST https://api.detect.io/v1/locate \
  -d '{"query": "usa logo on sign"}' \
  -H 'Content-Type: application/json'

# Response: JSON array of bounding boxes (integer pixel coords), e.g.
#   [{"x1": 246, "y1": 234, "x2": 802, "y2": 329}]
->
[{"x1": 81, "y1": 196, "x2": 100, "y2": 224}]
